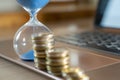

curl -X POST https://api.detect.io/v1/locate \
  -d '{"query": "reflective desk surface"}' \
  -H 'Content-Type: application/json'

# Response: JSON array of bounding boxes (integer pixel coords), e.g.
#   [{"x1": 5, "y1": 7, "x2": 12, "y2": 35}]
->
[
  {"x1": 0, "y1": 18, "x2": 120, "y2": 80},
  {"x1": 0, "y1": 40, "x2": 120, "y2": 80}
]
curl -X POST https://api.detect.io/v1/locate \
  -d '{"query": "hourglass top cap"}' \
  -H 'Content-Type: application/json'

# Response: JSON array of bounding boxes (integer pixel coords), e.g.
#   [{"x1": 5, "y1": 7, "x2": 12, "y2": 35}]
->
[{"x1": 16, "y1": 0, "x2": 50, "y2": 9}]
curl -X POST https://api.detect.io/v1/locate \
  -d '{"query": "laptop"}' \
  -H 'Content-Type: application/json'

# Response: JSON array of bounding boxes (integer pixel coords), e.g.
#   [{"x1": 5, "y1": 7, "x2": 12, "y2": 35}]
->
[{"x1": 56, "y1": 0, "x2": 120, "y2": 55}]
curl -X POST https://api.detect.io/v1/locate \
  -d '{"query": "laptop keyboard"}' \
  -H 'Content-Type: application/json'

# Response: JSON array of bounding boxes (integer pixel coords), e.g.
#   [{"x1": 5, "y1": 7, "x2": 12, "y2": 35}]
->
[{"x1": 56, "y1": 31, "x2": 120, "y2": 55}]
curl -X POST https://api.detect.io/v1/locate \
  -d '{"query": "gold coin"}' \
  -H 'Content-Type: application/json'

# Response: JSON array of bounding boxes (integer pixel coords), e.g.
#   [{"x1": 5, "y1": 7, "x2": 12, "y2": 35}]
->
[
  {"x1": 46, "y1": 60, "x2": 69, "y2": 66},
  {"x1": 64, "y1": 75, "x2": 80, "y2": 80},
  {"x1": 33, "y1": 44, "x2": 54, "y2": 51},
  {"x1": 80, "y1": 74, "x2": 89, "y2": 80},
  {"x1": 32, "y1": 38, "x2": 55, "y2": 44},
  {"x1": 46, "y1": 55, "x2": 69, "y2": 59},
  {"x1": 34, "y1": 52, "x2": 46, "y2": 58},
  {"x1": 48, "y1": 71, "x2": 62, "y2": 77},
  {"x1": 34, "y1": 62, "x2": 46, "y2": 70},
  {"x1": 34, "y1": 57, "x2": 46, "y2": 59},
  {"x1": 46, "y1": 47, "x2": 69, "y2": 58},
  {"x1": 47, "y1": 65, "x2": 69, "y2": 70},
  {"x1": 33, "y1": 46, "x2": 45, "y2": 51},
  {"x1": 35, "y1": 65, "x2": 47, "y2": 70},
  {"x1": 35, "y1": 61, "x2": 46, "y2": 66},
  {"x1": 35, "y1": 67, "x2": 47, "y2": 70},
  {"x1": 65, "y1": 73, "x2": 81, "y2": 80},
  {"x1": 33, "y1": 38, "x2": 55, "y2": 45},
  {"x1": 63, "y1": 67, "x2": 83, "y2": 74},
  {"x1": 63, "y1": 74, "x2": 89, "y2": 80},
  {"x1": 32, "y1": 33, "x2": 54, "y2": 40},
  {"x1": 46, "y1": 56, "x2": 69, "y2": 62},
  {"x1": 62, "y1": 67, "x2": 84, "y2": 80},
  {"x1": 34, "y1": 58, "x2": 46, "y2": 63},
  {"x1": 46, "y1": 57, "x2": 70, "y2": 66},
  {"x1": 47, "y1": 65, "x2": 69, "y2": 72}
]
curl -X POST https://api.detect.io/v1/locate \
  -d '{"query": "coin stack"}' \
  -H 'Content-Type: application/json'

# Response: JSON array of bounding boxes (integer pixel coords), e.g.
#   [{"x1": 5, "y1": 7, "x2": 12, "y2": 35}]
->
[
  {"x1": 32, "y1": 33, "x2": 55, "y2": 71},
  {"x1": 46, "y1": 48, "x2": 70, "y2": 77},
  {"x1": 62, "y1": 68, "x2": 89, "y2": 80}
]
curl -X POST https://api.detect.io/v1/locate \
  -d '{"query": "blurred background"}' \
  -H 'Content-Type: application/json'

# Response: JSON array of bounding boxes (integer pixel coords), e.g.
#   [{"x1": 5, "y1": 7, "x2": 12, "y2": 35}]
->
[{"x1": 0, "y1": 0, "x2": 98, "y2": 41}]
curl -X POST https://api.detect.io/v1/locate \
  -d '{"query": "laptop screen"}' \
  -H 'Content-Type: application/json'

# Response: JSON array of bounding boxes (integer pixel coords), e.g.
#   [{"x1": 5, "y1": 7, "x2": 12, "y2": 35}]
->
[{"x1": 95, "y1": 0, "x2": 120, "y2": 29}]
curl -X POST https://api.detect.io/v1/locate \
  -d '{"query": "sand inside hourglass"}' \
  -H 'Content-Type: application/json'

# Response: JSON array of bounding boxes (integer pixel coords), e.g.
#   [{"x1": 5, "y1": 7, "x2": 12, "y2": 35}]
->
[{"x1": 17, "y1": 0, "x2": 49, "y2": 10}]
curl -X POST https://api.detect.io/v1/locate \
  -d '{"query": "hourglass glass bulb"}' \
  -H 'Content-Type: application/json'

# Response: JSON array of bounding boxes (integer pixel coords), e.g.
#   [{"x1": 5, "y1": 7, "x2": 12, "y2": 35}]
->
[{"x1": 14, "y1": 0, "x2": 51, "y2": 60}]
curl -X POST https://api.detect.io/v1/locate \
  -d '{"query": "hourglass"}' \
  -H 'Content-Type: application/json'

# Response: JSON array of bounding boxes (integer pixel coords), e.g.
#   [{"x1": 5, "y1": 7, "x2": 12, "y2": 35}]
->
[{"x1": 14, "y1": 0, "x2": 51, "y2": 60}]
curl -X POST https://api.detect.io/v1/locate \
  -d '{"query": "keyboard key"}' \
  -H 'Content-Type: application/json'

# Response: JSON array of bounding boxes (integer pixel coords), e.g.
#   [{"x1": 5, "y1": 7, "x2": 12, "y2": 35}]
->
[{"x1": 56, "y1": 31, "x2": 120, "y2": 55}]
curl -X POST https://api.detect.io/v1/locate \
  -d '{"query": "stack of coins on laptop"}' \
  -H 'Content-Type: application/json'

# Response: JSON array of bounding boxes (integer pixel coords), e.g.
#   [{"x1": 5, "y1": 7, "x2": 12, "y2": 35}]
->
[
  {"x1": 46, "y1": 48, "x2": 70, "y2": 77},
  {"x1": 62, "y1": 68, "x2": 89, "y2": 80},
  {"x1": 32, "y1": 33, "x2": 55, "y2": 71}
]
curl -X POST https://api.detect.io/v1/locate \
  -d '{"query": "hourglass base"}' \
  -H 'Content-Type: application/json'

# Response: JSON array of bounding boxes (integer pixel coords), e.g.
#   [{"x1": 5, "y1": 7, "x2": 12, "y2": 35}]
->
[{"x1": 20, "y1": 50, "x2": 34, "y2": 61}]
